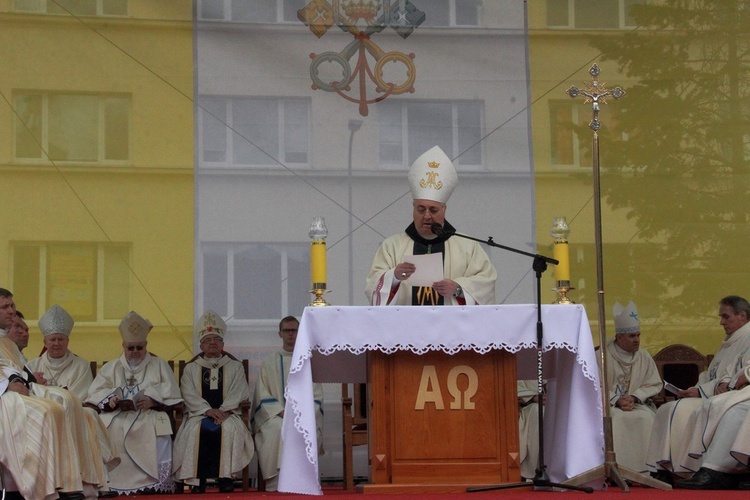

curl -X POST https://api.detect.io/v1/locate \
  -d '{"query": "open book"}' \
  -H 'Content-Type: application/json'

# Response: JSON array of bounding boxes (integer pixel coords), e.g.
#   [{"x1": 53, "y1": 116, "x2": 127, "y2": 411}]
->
[
  {"x1": 664, "y1": 381, "x2": 683, "y2": 396},
  {"x1": 110, "y1": 387, "x2": 147, "y2": 411}
]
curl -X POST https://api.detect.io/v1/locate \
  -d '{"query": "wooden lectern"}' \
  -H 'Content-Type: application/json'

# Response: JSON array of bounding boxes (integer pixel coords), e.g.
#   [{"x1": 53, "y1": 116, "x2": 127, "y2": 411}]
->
[{"x1": 364, "y1": 349, "x2": 521, "y2": 493}]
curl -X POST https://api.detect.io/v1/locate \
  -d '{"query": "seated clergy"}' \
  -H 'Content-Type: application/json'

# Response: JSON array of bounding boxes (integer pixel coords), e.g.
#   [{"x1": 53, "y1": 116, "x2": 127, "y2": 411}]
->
[
  {"x1": 172, "y1": 310, "x2": 254, "y2": 493},
  {"x1": 28, "y1": 304, "x2": 95, "y2": 400},
  {"x1": 603, "y1": 301, "x2": 662, "y2": 473},
  {"x1": 0, "y1": 364, "x2": 85, "y2": 500},
  {"x1": 28, "y1": 304, "x2": 119, "y2": 493},
  {"x1": 1, "y1": 306, "x2": 107, "y2": 498},
  {"x1": 87, "y1": 311, "x2": 182, "y2": 494}
]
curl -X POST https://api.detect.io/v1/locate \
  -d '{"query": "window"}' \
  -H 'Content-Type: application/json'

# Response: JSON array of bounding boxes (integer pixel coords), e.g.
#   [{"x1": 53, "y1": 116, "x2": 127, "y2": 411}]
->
[
  {"x1": 11, "y1": 243, "x2": 130, "y2": 322},
  {"x1": 420, "y1": 0, "x2": 480, "y2": 27},
  {"x1": 378, "y1": 99, "x2": 484, "y2": 169},
  {"x1": 14, "y1": 0, "x2": 128, "y2": 16},
  {"x1": 546, "y1": 0, "x2": 644, "y2": 29},
  {"x1": 198, "y1": 0, "x2": 305, "y2": 23},
  {"x1": 14, "y1": 92, "x2": 130, "y2": 163},
  {"x1": 199, "y1": 96, "x2": 309, "y2": 167},
  {"x1": 197, "y1": 0, "x2": 479, "y2": 27},
  {"x1": 549, "y1": 101, "x2": 591, "y2": 167},
  {"x1": 200, "y1": 243, "x2": 310, "y2": 321}
]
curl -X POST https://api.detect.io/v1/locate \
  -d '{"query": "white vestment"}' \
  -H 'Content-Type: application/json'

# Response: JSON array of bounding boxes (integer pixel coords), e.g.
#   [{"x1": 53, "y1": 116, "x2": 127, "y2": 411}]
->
[
  {"x1": 28, "y1": 350, "x2": 119, "y2": 473},
  {"x1": 365, "y1": 230, "x2": 497, "y2": 306},
  {"x1": 517, "y1": 380, "x2": 541, "y2": 479},
  {"x1": 0, "y1": 337, "x2": 107, "y2": 491},
  {"x1": 87, "y1": 352, "x2": 182, "y2": 494},
  {"x1": 679, "y1": 355, "x2": 750, "y2": 472},
  {"x1": 646, "y1": 321, "x2": 750, "y2": 473},
  {"x1": 252, "y1": 350, "x2": 323, "y2": 488},
  {"x1": 172, "y1": 354, "x2": 254, "y2": 484},
  {"x1": 28, "y1": 350, "x2": 93, "y2": 401},
  {"x1": 0, "y1": 366, "x2": 81, "y2": 499},
  {"x1": 602, "y1": 340, "x2": 662, "y2": 472}
]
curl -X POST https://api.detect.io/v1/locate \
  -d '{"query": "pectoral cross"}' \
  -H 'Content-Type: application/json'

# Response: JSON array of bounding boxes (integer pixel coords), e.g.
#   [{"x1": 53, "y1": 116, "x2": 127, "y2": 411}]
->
[{"x1": 126, "y1": 374, "x2": 137, "y2": 387}]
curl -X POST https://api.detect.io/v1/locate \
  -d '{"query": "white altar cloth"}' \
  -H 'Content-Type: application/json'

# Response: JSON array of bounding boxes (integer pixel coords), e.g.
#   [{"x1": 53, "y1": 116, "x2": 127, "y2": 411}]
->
[{"x1": 279, "y1": 304, "x2": 604, "y2": 494}]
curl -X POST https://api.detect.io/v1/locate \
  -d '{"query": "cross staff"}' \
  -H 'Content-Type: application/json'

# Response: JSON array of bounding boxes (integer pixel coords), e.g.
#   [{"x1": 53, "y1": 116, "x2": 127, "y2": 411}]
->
[{"x1": 563, "y1": 66, "x2": 670, "y2": 492}]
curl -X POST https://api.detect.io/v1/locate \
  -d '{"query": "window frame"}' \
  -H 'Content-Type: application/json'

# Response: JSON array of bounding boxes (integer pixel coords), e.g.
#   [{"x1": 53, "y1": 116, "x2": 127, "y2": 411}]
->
[
  {"x1": 198, "y1": 241, "x2": 310, "y2": 322},
  {"x1": 10, "y1": 241, "x2": 131, "y2": 324},
  {"x1": 13, "y1": 91, "x2": 131, "y2": 164},
  {"x1": 13, "y1": 0, "x2": 129, "y2": 17},
  {"x1": 197, "y1": 95, "x2": 311, "y2": 169},
  {"x1": 377, "y1": 98, "x2": 485, "y2": 171},
  {"x1": 546, "y1": 0, "x2": 644, "y2": 30}
]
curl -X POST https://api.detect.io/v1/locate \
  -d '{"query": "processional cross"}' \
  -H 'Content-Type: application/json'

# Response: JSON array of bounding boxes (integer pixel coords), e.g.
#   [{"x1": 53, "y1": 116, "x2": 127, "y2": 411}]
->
[{"x1": 562, "y1": 67, "x2": 669, "y2": 492}]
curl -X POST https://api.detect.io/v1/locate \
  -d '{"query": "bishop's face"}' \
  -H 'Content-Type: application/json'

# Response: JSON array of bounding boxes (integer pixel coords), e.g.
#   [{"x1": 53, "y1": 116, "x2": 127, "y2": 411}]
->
[
  {"x1": 200, "y1": 334, "x2": 224, "y2": 358},
  {"x1": 123, "y1": 341, "x2": 147, "y2": 364},
  {"x1": 614, "y1": 332, "x2": 640, "y2": 353},
  {"x1": 44, "y1": 333, "x2": 70, "y2": 359},
  {"x1": 412, "y1": 199, "x2": 446, "y2": 238}
]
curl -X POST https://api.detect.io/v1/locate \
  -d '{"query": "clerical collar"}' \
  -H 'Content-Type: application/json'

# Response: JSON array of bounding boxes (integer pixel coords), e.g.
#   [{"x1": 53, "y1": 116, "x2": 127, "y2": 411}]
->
[{"x1": 405, "y1": 220, "x2": 455, "y2": 246}]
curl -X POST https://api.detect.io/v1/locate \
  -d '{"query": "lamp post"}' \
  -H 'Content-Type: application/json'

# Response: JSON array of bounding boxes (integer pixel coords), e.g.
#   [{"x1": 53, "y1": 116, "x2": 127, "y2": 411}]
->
[{"x1": 348, "y1": 119, "x2": 362, "y2": 306}]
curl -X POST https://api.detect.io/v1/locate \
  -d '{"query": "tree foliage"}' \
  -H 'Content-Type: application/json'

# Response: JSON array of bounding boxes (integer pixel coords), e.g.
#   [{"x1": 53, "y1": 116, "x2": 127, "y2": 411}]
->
[{"x1": 586, "y1": 0, "x2": 750, "y2": 318}]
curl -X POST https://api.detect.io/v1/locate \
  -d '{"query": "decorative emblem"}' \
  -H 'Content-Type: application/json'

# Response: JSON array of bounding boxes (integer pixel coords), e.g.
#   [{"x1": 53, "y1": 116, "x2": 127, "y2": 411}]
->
[
  {"x1": 419, "y1": 171, "x2": 442, "y2": 190},
  {"x1": 297, "y1": 0, "x2": 425, "y2": 116},
  {"x1": 427, "y1": 161, "x2": 439, "y2": 168}
]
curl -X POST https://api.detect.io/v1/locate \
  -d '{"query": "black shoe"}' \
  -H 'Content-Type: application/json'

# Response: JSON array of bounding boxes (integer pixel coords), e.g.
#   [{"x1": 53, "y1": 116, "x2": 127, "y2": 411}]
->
[
  {"x1": 217, "y1": 478, "x2": 234, "y2": 493},
  {"x1": 650, "y1": 469, "x2": 673, "y2": 486},
  {"x1": 739, "y1": 481, "x2": 750, "y2": 490},
  {"x1": 98, "y1": 491, "x2": 119, "y2": 498},
  {"x1": 58, "y1": 493, "x2": 85, "y2": 500},
  {"x1": 675, "y1": 467, "x2": 737, "y2": 490},
  {"x1": 4, "y1": 492, "x2": 24, "y2": 500},
  {"x1": 190, "y1": 484, "x2": 206, "y2": 494}
]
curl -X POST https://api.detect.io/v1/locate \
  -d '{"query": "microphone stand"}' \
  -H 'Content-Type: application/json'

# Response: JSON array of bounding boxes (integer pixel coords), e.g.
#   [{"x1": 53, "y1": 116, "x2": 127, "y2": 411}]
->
[{"x1": 432, "y1": 226, "x2": 593, "y2": 494}]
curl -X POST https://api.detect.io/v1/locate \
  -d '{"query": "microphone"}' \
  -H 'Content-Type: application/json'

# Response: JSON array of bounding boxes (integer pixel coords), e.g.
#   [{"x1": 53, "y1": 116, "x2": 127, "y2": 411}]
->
[{"x1": 430, "y1": 223, "x2": 454, "y2": 237}]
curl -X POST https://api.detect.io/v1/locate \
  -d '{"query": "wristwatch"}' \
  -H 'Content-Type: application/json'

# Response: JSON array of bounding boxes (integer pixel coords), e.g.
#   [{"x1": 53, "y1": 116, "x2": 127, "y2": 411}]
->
[{"x1": 454, "y1": 285, "x2": 462, "y2": 297}]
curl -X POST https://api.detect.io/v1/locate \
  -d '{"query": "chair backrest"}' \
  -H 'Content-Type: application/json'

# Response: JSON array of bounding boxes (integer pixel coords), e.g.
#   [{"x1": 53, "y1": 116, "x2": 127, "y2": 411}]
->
[{"x1": 653, "y1": 344, "x2": 710, "y2": 397}]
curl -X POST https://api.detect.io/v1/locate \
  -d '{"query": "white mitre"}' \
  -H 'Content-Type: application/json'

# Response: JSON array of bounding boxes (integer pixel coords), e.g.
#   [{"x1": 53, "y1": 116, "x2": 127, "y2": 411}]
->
[
  {"x1": 613, "y1": 301, "x2": 640, "y2": 335},
  {"x1": 38, "y1": 304, "x2": 74, "y2": 337},
  {"x1": 119, "y1": 311, "x2": 152, "y2": 343},
  {"x1": 408, "y1": 145, "x2": 458, "y2": 204},
  {"x1": 197, "y1": 309, "x2": 226, "y2": 342}
]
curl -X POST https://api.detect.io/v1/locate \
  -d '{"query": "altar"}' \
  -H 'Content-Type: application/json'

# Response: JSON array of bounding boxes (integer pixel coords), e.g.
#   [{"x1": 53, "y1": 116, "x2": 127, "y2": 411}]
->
[{"x1": 278, "y1": 304, "x2": 605, "y2": 495}]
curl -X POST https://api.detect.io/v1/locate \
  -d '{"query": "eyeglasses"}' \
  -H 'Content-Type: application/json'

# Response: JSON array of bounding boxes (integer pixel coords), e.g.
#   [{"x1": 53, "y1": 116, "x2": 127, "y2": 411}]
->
[
  {"x1": 126, "y1": 345, "x2": 145, "y2": 351},
  {"x1": 281, "y1": 328, "x2": 298, "y2": 334}
]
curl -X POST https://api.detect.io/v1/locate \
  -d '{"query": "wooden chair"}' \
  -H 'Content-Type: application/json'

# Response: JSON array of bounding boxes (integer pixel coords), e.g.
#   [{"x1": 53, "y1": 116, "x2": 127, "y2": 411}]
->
[
  {"x1": 653, "y1": 344, "x2": 711, "y2": 402},
  {"x1": 176, "y1": 355, "x2": 252, "y2": 492},
  {"x1": 342, "y1": 383, "x2": 368, "y2": 490}
]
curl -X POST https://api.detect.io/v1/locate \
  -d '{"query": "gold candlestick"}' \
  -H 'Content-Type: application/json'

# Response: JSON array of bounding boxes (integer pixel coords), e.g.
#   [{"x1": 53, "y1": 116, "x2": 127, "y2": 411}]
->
[
  {"x1": 550, "y1": 217, "x2": 575, "y2": 304},
  {"x1": 308, "y1": 216, "x2": 330, "y2": 306}
]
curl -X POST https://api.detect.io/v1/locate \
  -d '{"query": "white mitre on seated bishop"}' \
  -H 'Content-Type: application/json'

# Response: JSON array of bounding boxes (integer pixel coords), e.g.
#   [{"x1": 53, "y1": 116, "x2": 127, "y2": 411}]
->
[
  {"x1": 38, "y1": 304, "x2": 74, "y2": 336},
  {"x1": 196, "y1": 309, "x2": 226, "y2": 342},
  {"x1": 408, "y1": 145, "x2": 458, "y2": 204},
  {"x1": 119, "y1": 310, "x2": 153, "y2": 342},
  {"x1": 613, "y1": 301, "x2": 640, "y2": 335}
]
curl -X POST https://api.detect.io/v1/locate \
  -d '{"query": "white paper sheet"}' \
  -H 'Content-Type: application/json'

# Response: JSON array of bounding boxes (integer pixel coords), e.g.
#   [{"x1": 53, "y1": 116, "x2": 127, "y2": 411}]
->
[{"x1": 403, "y1": 253, "x2": 444, "y2": 286}]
